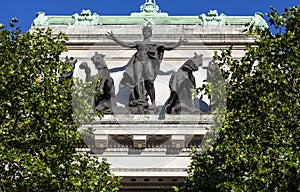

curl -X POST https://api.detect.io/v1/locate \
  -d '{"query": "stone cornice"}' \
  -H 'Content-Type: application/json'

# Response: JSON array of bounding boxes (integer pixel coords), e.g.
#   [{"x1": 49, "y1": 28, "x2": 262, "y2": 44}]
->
[{"x1": 32, "y1": 10, "x2": 268, "y2": 28}]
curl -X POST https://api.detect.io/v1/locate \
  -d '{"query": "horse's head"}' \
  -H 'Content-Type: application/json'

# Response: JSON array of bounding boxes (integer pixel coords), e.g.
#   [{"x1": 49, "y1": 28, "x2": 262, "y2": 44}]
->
[
  {"x1": 64, "y1": 56, "x2": 77, "y2": 70},
  {"x1": 91, "y1": 52, "x2": 107, "y2": 70},
  {"x1": 188, "y1": 52, "x2": 203, "y2": 71}
]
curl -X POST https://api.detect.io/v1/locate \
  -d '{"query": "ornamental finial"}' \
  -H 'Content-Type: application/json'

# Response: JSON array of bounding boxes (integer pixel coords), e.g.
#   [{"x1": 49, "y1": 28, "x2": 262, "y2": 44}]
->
[{"x1": 140, "y1": 0, "x2": 159, "y2": 13}]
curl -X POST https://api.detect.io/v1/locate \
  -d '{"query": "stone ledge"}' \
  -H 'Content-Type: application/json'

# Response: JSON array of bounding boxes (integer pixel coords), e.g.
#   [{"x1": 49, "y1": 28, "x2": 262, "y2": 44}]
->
[
  {"x1": 86, "y1": 125, "x2": 209, "y2": 135},
  {"x1": 94, "y1": 114, "x2": 213, "y2": 123}
]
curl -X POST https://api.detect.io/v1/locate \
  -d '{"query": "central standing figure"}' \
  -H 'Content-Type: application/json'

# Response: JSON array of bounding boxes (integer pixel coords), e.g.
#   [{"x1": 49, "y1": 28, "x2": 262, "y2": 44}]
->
[{"x1": 107, "y1": 25, "x2": 187, "y2": 114}]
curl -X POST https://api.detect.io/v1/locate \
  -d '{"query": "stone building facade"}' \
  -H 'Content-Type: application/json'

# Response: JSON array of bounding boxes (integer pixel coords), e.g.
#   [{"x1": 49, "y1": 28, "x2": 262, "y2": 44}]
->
[{"x1": 31, "y1": 1, "x2": 267, "y2": 191}]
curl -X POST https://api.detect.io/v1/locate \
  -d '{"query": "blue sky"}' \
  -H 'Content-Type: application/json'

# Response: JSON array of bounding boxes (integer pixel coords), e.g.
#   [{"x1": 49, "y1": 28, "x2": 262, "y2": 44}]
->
[{"x1": 0, "y1": 0, "x2": 299, "y2": 32}]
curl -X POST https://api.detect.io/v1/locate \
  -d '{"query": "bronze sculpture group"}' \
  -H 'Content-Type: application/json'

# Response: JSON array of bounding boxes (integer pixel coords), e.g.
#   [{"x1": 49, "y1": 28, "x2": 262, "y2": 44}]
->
[{"x1": 77, "y1": 25, "x2": 204, "y2": 115}]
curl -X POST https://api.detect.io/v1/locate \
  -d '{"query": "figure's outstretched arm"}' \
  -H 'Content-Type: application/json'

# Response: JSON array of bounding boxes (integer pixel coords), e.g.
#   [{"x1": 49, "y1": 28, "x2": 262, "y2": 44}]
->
[
  {"x1": 79, "y1": 62, "x2": 92, "y2": 82},
  {"x1": 106, "y1": 31, "x2": 136, "y2": 48},
  {"x1": 163, "y1": 37, "x2": 188, "y2": 50}
]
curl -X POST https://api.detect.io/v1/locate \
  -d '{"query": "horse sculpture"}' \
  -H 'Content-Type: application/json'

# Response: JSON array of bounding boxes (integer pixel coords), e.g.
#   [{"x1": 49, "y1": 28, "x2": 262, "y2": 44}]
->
[
  {"x1": 163, "y1": 53, "x2": 203, "y2": 115},
  {"x1": 59, "y1": 56, "x2": 77, "y2": 83}
]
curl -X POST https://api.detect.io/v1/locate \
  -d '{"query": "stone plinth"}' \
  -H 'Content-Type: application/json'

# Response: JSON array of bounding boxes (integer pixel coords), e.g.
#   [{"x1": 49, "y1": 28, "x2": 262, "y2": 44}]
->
[{"x1": 79, "y1": 114, "x2": 212, "y2": 180}]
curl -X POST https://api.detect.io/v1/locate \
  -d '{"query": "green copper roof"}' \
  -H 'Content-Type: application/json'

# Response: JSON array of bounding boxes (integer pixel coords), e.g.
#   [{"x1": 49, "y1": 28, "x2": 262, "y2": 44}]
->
[{"x1": 32, "y1": 2, "x2": 268, "y2": 28}]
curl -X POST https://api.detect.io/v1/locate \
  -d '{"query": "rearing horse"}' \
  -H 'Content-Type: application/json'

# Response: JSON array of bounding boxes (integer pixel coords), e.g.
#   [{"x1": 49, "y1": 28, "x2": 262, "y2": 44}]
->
[{"x1": 162, "y1": 53, "x2": 203, "y2": 116}]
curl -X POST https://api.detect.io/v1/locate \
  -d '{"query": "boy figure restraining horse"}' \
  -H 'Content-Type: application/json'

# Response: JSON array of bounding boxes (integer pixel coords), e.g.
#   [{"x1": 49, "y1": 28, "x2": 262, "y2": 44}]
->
[{"x1": 80, "y1": 52, "x2": 116, "y2": 114}]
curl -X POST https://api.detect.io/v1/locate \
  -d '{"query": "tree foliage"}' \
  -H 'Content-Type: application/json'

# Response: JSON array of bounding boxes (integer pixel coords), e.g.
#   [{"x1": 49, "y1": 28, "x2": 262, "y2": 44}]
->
[
  {"x1": 183, "y1": 6, "x2": 300, "y2": 192},
  {"x1": 0, "y1": 20, "x2": 120, "y2": 191}
]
